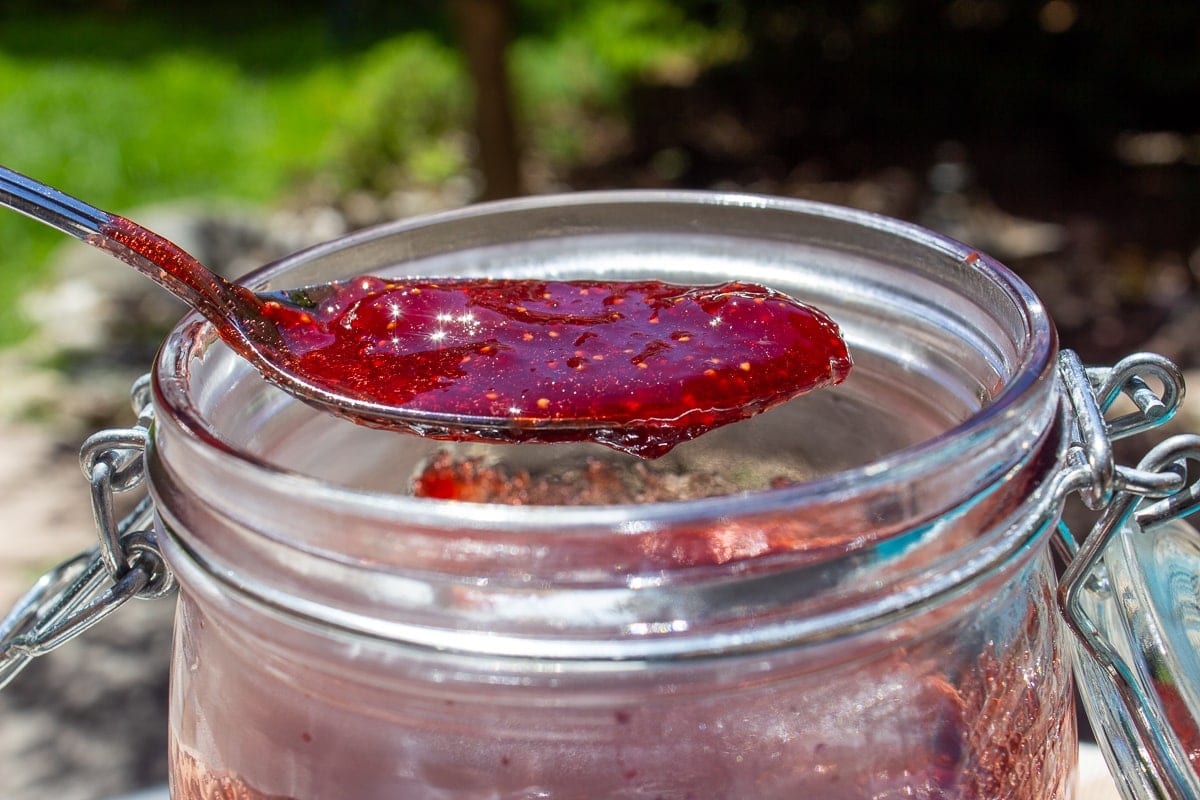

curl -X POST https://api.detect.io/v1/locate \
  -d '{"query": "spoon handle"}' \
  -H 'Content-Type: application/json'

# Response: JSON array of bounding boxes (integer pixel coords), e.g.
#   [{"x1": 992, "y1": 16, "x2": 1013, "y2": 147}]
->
[
  {"x1": 0, "y1": 165, "x2": 111, "y2": 240},
  {"x1": 0, "y1": 165, "x2": 261, "y2": 331}
]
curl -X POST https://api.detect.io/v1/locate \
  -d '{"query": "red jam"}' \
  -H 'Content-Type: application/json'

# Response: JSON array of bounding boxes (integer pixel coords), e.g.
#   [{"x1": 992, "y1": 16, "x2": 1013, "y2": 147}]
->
[{"x1": 102, "y1": 214, "x2": 851, "y2": 457}]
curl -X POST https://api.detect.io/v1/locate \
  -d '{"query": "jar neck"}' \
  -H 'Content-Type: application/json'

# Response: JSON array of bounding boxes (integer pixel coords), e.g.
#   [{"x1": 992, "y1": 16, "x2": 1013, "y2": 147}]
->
[{"x1": 147, "y1": 190, "x2": 1063, "y2": 660}]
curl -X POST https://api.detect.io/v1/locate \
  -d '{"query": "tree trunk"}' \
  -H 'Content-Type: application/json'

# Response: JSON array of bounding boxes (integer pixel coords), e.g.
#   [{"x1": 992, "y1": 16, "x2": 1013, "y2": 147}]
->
[{"x1": 450, "y1": 0, "x2": 522, "y2": 200}]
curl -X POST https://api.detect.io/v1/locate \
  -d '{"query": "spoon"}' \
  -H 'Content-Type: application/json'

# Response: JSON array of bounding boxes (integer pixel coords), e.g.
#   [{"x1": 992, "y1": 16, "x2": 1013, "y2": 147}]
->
[{"x1": 0, "y1": 165, "x2": 851, "y2": 458}]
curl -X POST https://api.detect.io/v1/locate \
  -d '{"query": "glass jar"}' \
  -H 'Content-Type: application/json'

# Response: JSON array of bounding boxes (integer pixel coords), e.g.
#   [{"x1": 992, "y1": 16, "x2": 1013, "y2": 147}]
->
[{"x1": 142, "y1": 191, "x2": 1090, "y2": 800}]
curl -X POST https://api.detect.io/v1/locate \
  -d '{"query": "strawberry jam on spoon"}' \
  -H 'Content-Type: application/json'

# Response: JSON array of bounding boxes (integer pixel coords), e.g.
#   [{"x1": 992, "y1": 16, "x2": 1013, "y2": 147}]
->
[{"x1": 0, "y1": 166, "x2": 851, "y2": 457}]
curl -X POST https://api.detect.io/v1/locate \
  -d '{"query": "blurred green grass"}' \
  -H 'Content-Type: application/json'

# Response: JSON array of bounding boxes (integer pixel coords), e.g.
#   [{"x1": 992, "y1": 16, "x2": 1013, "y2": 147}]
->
[{"x1": 0, "y1": 2, "x2": 732, "y2": 346}]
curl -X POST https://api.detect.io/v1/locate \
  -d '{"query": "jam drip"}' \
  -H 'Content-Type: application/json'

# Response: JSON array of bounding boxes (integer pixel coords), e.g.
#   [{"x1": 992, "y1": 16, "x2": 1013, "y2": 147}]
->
[{"x1": 258, "y1": 277, "x2": 852, "y2": 457}]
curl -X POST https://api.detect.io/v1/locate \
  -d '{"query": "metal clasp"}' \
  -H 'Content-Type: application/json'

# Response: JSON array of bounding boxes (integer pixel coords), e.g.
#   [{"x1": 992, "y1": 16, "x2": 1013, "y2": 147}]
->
[{"x1": 0, "y1": 375, "x2": 174, "y2": 691}]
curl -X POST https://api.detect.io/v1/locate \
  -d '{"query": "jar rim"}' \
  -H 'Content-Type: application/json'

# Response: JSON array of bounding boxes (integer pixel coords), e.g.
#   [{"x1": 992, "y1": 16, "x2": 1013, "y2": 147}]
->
[{"x1": 151, "y1": 189, "x2": 1059, "y2": 531}]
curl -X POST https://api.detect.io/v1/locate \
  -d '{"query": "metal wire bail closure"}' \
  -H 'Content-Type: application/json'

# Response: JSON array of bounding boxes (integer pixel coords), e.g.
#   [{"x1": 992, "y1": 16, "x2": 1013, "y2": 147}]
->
[{"x1": 0, "y1": 375, "x2": 174, "y2": 691}]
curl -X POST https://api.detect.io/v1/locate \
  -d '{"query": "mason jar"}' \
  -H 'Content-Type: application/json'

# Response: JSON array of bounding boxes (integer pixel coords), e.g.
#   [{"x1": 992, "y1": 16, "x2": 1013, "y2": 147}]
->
[{"x1": 21, "y1": 192, "x2": 1194, "y2": 799}]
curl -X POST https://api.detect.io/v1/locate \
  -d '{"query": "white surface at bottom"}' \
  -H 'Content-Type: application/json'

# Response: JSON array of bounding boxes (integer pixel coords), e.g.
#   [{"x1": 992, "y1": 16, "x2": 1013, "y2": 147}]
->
[{"x1": 1079, "y1": 742, "x2": 1124, "y2": 799}]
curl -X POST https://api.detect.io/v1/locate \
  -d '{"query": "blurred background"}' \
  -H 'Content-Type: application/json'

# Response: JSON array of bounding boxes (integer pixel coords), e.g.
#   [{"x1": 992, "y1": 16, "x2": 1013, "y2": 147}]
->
[{"x1": 0, "y1": 1, "x2": 1196, "y2": 797}]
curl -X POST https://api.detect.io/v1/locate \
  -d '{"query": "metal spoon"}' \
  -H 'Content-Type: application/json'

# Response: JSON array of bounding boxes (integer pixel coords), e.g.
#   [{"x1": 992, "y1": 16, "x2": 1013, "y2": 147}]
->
[{"x1": 0, "y1": 166, "x2": 852, "y2": 457}]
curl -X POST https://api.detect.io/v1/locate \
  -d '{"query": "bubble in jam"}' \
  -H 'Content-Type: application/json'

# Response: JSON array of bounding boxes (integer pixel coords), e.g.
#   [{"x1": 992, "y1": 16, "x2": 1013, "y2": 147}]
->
[{"x1": 257, "y1": 277, "x2": 852, "y2": 458}]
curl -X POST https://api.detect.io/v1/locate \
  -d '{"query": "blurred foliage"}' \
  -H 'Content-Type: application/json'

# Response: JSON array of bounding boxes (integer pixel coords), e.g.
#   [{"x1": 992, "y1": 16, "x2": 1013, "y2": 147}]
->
[
  {"x1": 512, "y1": 0, "x2": 742, "y2": 167},
  {"x1": 333, "y1": 34, "x2": 469, "y2": 192}
]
